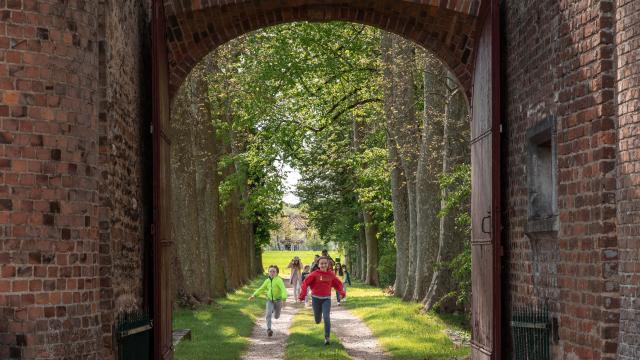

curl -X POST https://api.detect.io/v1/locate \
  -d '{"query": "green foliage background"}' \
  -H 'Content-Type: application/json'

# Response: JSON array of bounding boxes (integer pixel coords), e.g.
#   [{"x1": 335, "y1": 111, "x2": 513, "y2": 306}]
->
[{"x1": 194, "y1": 21, "x2": 471, "y2": 297}]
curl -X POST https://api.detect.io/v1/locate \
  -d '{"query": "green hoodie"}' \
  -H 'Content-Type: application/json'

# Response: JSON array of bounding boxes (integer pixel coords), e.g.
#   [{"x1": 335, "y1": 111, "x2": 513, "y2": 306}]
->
[{"x1": 252, "y1": 276, "x2": 288, "y2": 301}]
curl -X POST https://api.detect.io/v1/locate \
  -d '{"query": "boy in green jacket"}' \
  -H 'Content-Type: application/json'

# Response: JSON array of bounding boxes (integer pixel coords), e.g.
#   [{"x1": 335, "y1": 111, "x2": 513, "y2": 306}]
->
[{"x1": 249, "y1": 265, "x2": 288, "y2": 337}]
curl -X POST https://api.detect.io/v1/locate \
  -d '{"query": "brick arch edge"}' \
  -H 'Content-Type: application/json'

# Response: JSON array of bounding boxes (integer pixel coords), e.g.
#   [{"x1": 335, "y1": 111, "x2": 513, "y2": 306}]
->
[{"x1": 163, "y1": 0, "x2": 482, "y2": 100}]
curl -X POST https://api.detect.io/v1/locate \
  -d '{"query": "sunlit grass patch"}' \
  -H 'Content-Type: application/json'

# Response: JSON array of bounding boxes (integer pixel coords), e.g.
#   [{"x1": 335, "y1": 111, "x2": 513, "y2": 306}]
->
[
  {"x1": 285, "y1": 309, "x2": 351, "y2": 360},
  {"x1": 344, "y1": 283, "x2": 471, "y2": 359},
  {"x1": 262, "y1": 250, "x2": 319, "y2": 275},
  {"x1": 173, "y1": 277, "x2": 266, "y2": 360},
  {"x1": 262, "y1": 250, "x2": 343, "y2": 275}
]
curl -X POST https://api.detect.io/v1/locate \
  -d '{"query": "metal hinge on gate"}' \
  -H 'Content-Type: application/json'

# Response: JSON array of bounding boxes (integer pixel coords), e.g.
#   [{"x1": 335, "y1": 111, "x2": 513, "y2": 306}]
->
[{"x1": 481, "y1": 211, "x2": 491, "y2": 234}]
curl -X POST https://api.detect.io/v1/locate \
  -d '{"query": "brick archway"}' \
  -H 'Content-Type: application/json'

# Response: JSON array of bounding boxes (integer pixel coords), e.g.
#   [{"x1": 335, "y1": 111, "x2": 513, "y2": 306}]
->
[
  {"x1": 162, "y1": 0, "x2": 483, "y2": 99},
  {"x1": 152, "y1": 1, "x2": 497, "y2": 359}
]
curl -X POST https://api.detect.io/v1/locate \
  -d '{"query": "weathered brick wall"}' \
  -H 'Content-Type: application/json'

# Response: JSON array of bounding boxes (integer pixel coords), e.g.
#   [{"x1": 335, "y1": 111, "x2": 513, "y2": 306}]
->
[
  {"x1": 0, "y1": 1, "x2": 103, "y2": 358},
  {"x1": 0, "y1": 0, "x2": 149, "y2": 358},
  {"x1": 504, "y1": 0, "x2": 619, "y2": 359},
  {"x1": 616, "y1": 0, "x2": 640, "y2": 358},
  {"x1": 97, "y1": 0, "x2": 150, "y2": 357}
]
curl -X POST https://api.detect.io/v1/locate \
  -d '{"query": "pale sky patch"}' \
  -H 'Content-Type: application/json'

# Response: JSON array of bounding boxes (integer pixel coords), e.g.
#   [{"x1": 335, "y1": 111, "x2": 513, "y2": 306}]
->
[{"x1": 282, "y1": 163, "x2": 301, "y2": 205}]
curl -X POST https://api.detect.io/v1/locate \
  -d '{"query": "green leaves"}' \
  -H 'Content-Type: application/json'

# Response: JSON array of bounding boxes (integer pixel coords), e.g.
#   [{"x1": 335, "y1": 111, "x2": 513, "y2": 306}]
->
[
  {"x1": 437, "y1": 163, "x2": 471, "y2": 230},
  {"x1": 193, "y1": 22, "x2": 389, "y2": 252}
]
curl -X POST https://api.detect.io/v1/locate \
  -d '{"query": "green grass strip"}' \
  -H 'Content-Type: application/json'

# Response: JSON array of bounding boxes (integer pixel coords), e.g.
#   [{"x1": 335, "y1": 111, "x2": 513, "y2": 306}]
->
[
  {"x1": 173, "y1": 277, "x2": 266, "y2": 360},
  {"x1": 343, "y1": 283, "x2": 471, "y2": 360},
  {"x1": 285, "y1": 308, "x2": 351, "y2": 360}
]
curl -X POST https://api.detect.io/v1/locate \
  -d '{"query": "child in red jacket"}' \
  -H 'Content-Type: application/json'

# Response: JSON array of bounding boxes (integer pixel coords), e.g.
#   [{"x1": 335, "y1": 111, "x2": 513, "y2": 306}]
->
[{"x1": 298, "y1": 256, "x2": 345, "y2": 345}]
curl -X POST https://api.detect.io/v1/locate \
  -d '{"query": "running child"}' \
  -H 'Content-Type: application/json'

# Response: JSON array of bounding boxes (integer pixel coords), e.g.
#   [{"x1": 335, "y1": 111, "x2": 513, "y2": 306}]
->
[
  {"x1": 336, "y1": 264, "x2": 351, "y2": 305},
  {"x1": 301, "y1": 265, "x2": 311, "y2": 306},
  {"x1": 298, "y1": 257, "x2": 345, "y2": 345},
  {"x1": 249, "y1": 265, "x2": 288, "y2": 337},
  {"x1": 287, "y1": 256, "x2": 303, "y2": 302},
  {"x1": 310, "y1": 254, "x2": 321, "y2": 271}
]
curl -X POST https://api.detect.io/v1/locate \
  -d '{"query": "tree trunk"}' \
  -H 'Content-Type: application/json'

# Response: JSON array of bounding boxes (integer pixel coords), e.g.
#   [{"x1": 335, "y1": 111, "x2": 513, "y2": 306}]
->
[
  {"x1": 195, "y1": 60, "x2": 228, "y2": 298},
  {"x1": 388, "y1": 135, "x2": 411, "y2": 297},
  {"x1": 387, "y1": 35, "x2": 420, "y2": 301},
  {"x1": 382, "y1": 34, "x2": 410, "y2": 298},
  {"x1": 351, "y1": 246, "x2": 359, "y2": 280},
  {"x1": 254, "y1": 237, "x2": 264, "y2": 275},
  {"x1": 363, "y1": 210, "x2": 380, "y2": 286},
  {"x1": 219, "y1": 87, "x2": 245, "y2": 290},
  {"x1": 170, "y1": 84, "x2": 203, "y2": 299},
  {"x1": 209, "y1": 128, "x2": 227, "y2": 297},
  {"x1": 414, "y1": 58, "x2": 446, "y2": 301},
  {"x1": 172, "y1": 68, "x2": 219, "y2": 301},
  {"x1": 423, "y1": 73, "x2": 464, "y2": 310},
  {"x1": 359, "y1": 223, "x2": 367, "y2": 281}
]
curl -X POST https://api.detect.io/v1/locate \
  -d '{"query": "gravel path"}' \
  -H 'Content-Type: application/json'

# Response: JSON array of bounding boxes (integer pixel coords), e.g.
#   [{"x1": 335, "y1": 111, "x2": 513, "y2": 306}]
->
[
  {"x1": 241, "y1": 278, "x2": 303, "y2": 360},
  {"x1": 331, "y1": 300, "x2": 391, "y2": 360},
  {"x1": 242, "y1": 279, "x2": 389, "y2": 360}
]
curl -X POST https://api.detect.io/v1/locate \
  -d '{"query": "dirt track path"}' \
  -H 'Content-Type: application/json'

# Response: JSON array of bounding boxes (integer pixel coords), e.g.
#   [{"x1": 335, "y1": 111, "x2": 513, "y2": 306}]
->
[{"x1": 241, "y1": 278, "x2": 302, "y2": 360}]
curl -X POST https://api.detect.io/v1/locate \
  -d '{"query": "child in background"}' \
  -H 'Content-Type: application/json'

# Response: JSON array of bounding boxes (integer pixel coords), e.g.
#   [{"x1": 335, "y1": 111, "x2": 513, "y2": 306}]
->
[
  {"x1": 301, "y1": 265, "x2": 311, "y2": 306},
  {"x1": 310, "y1": 254, "x2": 321, "y2": 271},
  {"x1": 249, "y1": 265, "x2": 288, "y2": 337},
  {"x1": 301, "y1": 265, "x2": 310, "y2": 282},
  {"x1": 337, "y1": 264, "x2": 351, "y2": 305},
  {"x1": 287, "y1": 256, "x2": 303, "y2": 302},
  {"x1": 334, "y1": 258, "x2": 343, "y2": 276}
]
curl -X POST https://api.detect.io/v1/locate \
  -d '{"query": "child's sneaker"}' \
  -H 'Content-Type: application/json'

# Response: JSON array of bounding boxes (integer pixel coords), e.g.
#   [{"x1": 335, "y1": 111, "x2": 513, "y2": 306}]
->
[
  {"x1": 324, "y1": 338, "x2": 330, "y2": 345},
  {"x1": 267, "y1": 329, "x2": 273, "y2": 337},
  {"x1": 337, "y1": 301, "x2": 341, "y2": 306}
]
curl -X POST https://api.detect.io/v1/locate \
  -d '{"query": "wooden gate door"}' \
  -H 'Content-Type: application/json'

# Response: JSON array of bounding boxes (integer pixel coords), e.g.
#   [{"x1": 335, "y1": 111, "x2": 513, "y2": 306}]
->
[
  {"x1": 470, "y1": 1, "x2": 501, "y2": 359},
  {"x1": 152, "y1": 0, "x2": 174, "y2": 359}
]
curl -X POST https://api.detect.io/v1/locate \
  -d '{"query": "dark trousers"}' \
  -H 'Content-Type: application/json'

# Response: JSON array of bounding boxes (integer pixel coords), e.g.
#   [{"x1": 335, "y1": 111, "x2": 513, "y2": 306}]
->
[{"x1": 311, "y1": 297, "x2": 331, "y2": 338}]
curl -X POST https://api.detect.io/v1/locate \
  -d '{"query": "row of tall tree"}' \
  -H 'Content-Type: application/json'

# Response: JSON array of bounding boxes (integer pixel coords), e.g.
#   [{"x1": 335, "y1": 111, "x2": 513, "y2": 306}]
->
[
  {"x1": 170, "y1": 48, "x2": 283, "y2": 302},
  {"x1": 170, "y1": 22, "x2": 472, "y2": 312}
]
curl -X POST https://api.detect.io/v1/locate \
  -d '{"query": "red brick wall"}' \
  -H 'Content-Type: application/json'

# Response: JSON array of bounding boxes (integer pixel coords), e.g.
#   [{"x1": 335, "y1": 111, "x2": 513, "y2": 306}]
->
[
  {"x1": 615, "y1": 0, "x2": 640, "y2": 358},
  {"x1": 504, "y1": 0, "x2": 619, "y2": 359},
  {"x1": 0, "y1": 1, "x2": 102, "y2": 358},
  {"x1": 96, "y1": 0, "x2": 150, "y2": 357},
  {"x1": 0, "y1": 1, "x2": 150, "y2": 359},
  {"x1": 163, "y1": 0, "x2": 482, "y2": 18}
]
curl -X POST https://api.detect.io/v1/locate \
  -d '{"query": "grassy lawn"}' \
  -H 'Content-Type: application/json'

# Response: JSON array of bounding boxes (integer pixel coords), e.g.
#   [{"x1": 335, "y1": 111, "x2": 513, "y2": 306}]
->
[
  {"x1": 173, "y1": 277, "x2": 266, "y2": 360},
  {"x1": 343, "y1": 283, "x2": 471, "y2": 360},
  {"x1": 174, "y1": 252, "x2": 467, "y2": 360},
  {"x1": 285, "y1": 309, "x2": 351, "y2": 360},
  {"x1": 261, "y1": 250, "x2": 344, "y2": 275}
]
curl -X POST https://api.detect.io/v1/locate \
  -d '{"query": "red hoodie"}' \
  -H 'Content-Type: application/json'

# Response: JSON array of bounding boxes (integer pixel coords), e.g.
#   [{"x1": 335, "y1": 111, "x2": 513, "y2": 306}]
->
[{"x1": 299, "y1": 269, "x2": 345, "y2": 300}]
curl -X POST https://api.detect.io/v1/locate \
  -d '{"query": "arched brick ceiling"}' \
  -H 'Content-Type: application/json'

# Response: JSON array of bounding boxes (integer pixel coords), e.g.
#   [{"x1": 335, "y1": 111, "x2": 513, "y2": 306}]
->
[{"x1": 162, "y1": 0, "x2": 483, "y2": 99}]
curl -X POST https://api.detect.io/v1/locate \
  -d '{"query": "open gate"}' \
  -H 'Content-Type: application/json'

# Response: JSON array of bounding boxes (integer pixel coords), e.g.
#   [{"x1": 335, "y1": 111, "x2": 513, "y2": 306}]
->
[
  {"x1": 470, "y1": 1, "x2": 502, "y2": 359},
  {"x1": 151, "y1": 0, "x2": 174, "y2": 358},
  {"x1": 151, "y1": 0, "x2": 502, "y2": 359}
]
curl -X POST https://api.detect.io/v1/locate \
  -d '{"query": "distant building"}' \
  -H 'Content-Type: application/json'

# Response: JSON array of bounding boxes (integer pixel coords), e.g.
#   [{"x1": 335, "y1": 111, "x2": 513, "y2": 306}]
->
[{"x1": 270, "y1": 212, "x2": 309, "y2": 250}]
